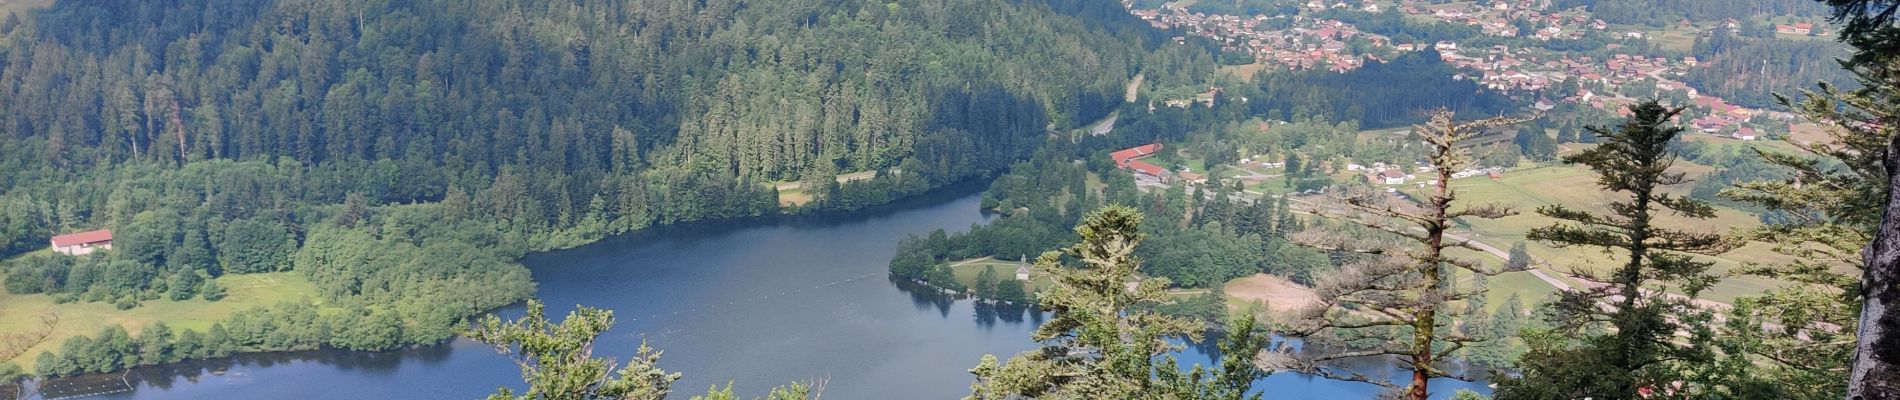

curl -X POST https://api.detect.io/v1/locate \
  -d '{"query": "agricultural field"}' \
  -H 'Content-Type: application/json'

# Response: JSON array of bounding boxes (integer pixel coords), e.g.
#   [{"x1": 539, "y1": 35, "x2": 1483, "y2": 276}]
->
[
  {"x1": 1425, "y1": 162, "x2": 1802, "y2": 303},
  {"x1": 0, "y1": 0, "x2": 51, "y2": 17},
  {"x1": 0, "y1": 272, "x2": 320, "y2": 369}
]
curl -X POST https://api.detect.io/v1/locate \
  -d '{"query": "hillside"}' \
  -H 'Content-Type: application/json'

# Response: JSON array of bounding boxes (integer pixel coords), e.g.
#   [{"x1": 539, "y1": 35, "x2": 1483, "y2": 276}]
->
[{"x1": 0, "y1": 0, "x2": 1186, "y2": 375}]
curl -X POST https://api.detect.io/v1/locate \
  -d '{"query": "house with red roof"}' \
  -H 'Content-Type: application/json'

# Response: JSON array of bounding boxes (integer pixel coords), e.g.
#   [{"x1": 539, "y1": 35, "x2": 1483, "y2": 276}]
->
[
  {"x1": 1125, "y1": 160, "x2": 1170, "y2": 179},
  {"x1": 51, "y1": 229, "x2": 112, "y2": 256},
  {"x1": 1111, "y1": 143, "x2": 1172, "y2": 181},
  {"x1": 1111, "y1": 143, "x2": 1163, "y2": 166}
]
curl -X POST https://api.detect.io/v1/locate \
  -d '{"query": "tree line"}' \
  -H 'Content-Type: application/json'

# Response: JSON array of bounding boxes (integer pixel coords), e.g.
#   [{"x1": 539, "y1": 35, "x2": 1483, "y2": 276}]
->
[{"x1": 0, "y1": 0, "x2": 1202, "y2": 380}]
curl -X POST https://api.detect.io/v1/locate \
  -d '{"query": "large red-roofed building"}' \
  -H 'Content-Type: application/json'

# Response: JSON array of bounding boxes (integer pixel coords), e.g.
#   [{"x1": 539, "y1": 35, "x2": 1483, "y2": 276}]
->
[
  {"x1": 51, "y1": 229, "x2": 112, "y2": 256},
  {"x1": 1111, "y1": 143, "x2": 1163, "y2": 166},
  {"x1": 1125, "y1": 160, "x2": 1169, "y2": 178},
  {"x1": 1110, "y1": 144, "x2": 1171, "y2": 181}
]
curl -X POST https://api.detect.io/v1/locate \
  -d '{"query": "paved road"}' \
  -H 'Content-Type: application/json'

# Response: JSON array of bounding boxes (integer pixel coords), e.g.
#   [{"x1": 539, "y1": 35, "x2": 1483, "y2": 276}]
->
[{"x1": 1090, "y1": 111, "x2": 1120, "y2": 136}]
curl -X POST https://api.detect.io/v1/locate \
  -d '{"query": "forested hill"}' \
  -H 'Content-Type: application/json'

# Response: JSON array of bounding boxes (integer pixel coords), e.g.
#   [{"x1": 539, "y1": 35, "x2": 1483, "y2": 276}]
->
[
  {"x1": 0, "y1": 0, "x2": 1156, "y2": 203},
  {"x1": 0, "y1": 0, "x2": 1182, "y2": 373}
]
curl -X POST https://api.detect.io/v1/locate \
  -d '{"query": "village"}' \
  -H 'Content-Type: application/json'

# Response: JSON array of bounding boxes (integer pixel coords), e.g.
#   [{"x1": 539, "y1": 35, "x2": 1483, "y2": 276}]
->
[{"x1": 1125, "y1": 0, "x2": 1825, "y2": 142}]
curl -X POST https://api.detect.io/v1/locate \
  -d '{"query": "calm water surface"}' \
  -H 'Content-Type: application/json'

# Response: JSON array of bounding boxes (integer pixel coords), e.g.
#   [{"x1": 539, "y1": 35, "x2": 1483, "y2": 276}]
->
[{"x1": 58, "y1": 184, "x2": 1487, "y2": 399}]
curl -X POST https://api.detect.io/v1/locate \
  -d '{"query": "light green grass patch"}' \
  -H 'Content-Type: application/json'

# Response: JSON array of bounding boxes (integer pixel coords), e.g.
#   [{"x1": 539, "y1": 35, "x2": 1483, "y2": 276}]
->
[
  {"x1": 1419, "y1": 162, "x2": 1796, "y2": 302},
  {"x1": 0, "y1": 272, "x2": 320, "y2": 370},
  {"x1": 948, "y1": 259, "x2": 1055, "y2": 294}
]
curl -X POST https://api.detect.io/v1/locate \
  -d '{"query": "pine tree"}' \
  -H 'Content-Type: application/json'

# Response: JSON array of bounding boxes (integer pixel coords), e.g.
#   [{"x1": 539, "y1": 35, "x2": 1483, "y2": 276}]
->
[
  {"x1": 966, "y1": 206, "x2": 1263, "y2": 399},
  {"x1": 974, "y1": 266, "x2": 999, "y2": 300},
  {"x1": 1696, "y1": 39, "x2": 1893, "y2": 397},
  {"x1": 471, "y1": 300, "x2": 679, "y2": 400},
  {"x1": 1808, "y1": 1, "x2": 1900, "y2": 397},
  {"x1": 1505, "y1": 241, "x2": 1532, "y2": 271},
  {"x1": 200, "y1": 279, "x2": 227, "y2": 301},
  {"x1": 1284, "y1": 110, "x2": 1532, "y2": 400},
  {"x1": 1504, "y1": 100, "x2": 1731, "y2": 398}
]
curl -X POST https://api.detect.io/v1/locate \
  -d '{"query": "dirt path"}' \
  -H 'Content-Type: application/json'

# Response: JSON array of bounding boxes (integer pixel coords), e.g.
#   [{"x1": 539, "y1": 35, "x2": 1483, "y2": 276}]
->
[
  {"x1": 1126, "y1": 73, "x2": 1144, "y2": 103},
  {"x1": 947, "y1": 257, "x2": 995, "y2": 268}
]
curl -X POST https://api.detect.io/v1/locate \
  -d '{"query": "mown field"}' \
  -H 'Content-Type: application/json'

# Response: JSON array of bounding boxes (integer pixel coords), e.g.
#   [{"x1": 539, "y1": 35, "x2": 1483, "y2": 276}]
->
[
  {"x1": 0, "y1": 272, "x2": 320, "y2": 369},
  {"x1": 1428, "y1": 162, "x2": 1800, "y2": 304}
]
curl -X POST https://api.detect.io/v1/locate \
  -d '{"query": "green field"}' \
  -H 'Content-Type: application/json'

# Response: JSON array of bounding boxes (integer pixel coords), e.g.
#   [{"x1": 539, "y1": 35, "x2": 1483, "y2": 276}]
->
[
  {"x1": 0, "y1": 272, "x2": 320, "y2": 369},
  {"x1": 0, "y1": 0, "x2": 52, "y2": 17},
  {"x1": 1416, "y1": 162, "x2": 1801, "y2": 303},
  {"x1": 948, "y1": 258, "x2": 1055, "y2": 294}
]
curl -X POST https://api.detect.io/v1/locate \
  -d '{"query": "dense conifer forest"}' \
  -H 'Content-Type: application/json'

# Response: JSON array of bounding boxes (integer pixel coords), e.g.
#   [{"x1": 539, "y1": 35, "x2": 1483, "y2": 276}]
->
[{"x1": 0, "y1": 0, "x2": 1186, "y2": 376}]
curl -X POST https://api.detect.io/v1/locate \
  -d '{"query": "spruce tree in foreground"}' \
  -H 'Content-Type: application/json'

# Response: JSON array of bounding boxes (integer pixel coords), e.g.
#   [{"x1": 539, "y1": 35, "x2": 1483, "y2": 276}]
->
[
  {"x1": 1807, "y1": 1, "x2": 1900, "y2": 398},
  {"x1": 1698, "y1": 34, "x2": 1893, "y2": 396},
  {"x1": 965, "y1": 205, "x2": 1266, "y2": 399},
  {"x1": 1502, "y1": 100, "x2": 1730, "y2": 398},
  {"x1": 473, "y1": 300, "x2": 813, "y2": 400},
  {"x1": 1284, "y1": 110, "x2": 1531, "y2": 400},
  {"x1": 472, "y1": 300, "x2": 680, "y2": 400}
]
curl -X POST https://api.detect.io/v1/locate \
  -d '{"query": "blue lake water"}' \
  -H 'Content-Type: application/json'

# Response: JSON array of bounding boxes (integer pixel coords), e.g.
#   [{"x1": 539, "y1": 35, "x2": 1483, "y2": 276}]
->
[{"x1": 61, "y1": 184, "x2": 1488, "y2": 399}]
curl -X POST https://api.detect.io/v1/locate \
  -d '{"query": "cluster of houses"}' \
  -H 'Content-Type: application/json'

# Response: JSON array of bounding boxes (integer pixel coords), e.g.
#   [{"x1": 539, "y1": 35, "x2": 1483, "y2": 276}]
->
[
  {"x1": 1348, "y1": 161, "x2": 1506, "y2": 187},
  {"x1": 1403, "y1": 0, "x2": 1607, "y2": 40},
  {"x1": 1438, "y1": 45, "x2": 1695, "y2": 95},
  {"x1": 1347, "y1": 162, "x2": 1416, "y2": 185},
  {"x1": 1447, "y1": 166, "x2": 1507, "y2": 180},
  {"x1": 1129, "y1": 7, "x2": 1385, "y2": 72},
  {"x1": 1127, "y1": 0, "x2": 1816, "y2": 148},
  {"x1": 1687, "y1": 96, "x2": 1769, "y2": 140}
]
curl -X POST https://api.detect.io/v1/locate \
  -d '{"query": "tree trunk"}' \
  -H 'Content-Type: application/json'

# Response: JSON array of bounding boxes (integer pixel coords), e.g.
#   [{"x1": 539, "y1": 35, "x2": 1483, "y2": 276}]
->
[{"x1": 1850, "y1": 134, "x2": 1900, "y2": 400}]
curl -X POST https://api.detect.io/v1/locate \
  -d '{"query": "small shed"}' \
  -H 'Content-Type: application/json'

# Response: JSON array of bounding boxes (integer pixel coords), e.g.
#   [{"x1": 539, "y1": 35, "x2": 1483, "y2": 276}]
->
[
  {"x1": 1015, "y1": 265, "x2": 1031, "y2": 281},
  {"x1": 51, "y1": 229, "x2": 113, "y2": 256}
]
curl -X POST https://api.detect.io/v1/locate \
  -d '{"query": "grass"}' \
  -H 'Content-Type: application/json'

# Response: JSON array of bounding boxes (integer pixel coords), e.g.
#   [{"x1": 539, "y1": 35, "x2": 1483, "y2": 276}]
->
[
  {"x1": 0, "y1": 0, "x2": 51, "y2": 17},
  {"x1": 1218, "y1": 61, "x2": 1272, "y2": 82},
  {"x1": 948, "y1": 259, "x2": 1055, "y2": 294},
  {"x1": 1149, "y1": 150, "x2": 1207, "y2": 175},
  {"x1": 1404, "y1": 161, "x2": 1808, "y2": 303},
  {"x1": 0, "y1": 272, "x2": 320, "y2": 370},
  {"x1": 777, "y1": 187, "x2": 812, "y2": 207},
  {"x1": 1632, "y1": 24, "x2": 1701, "y2": 53}
]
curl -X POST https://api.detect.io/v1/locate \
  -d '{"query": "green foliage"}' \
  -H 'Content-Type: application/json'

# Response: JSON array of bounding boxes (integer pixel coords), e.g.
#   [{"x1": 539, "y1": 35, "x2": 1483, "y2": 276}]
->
[
  {"x1": 1142, "y1": 222, "x2": 1267, "y2": 288},
  {"x1": 0, "y1": 0, "x2": 1184, "y2": 375},
  {"x1": 199, "y1": 278, "x2": 226, "y2": 301},
  {"x1": 965, "y1": 206, "x2": 1261, "y2": 399},
  {"x1": 1692, "y1": 7, "x2": 1898, "y2": 394},
  {"x1": 1248, "y1": 50, "x2": 1513, "y2": 128},
  {"x1": 1287, "y1": 110, "x2": 1531, "y2": 400},
  {"x1": 218, "y1": 218, "x2": 297, "y2": 274},
  {"x1": 1508, "y1": 100, "x2": 1728, "y2": 398},
  {"x1": 1513, "y1": 127, "x2": 1558, "y2": 162},
  {"x1": 690, "y1": 381, "x2": 814, "y2": 400},
  {"x1": 1683, "y1": 33, "x2": 1857, "y2": 109},
  {"x1": 974, "y1": 266, "x2": 999, "y2": 300},
  {"x1": 472, "y1": 300, "x2": 678, "y2": 400},
  {"x1": 1504, "y1": 241, "x2": 1532, "y2": 271},
  {"x1": 0, "y1": 362, "x2": 22, "y2": 384}
]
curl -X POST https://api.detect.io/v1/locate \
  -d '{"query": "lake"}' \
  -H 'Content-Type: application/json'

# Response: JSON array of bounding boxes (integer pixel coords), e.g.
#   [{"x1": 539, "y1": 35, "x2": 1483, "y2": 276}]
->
[{"x1": 55, "y1": 184, "x2": 1488, "y2": 399}]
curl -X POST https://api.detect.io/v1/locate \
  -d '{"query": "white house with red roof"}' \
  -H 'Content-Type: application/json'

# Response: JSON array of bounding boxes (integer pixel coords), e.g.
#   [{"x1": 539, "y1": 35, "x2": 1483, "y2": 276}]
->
[{"x1": 51, "y1": 229, "x2": 112, "y2": 256}]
